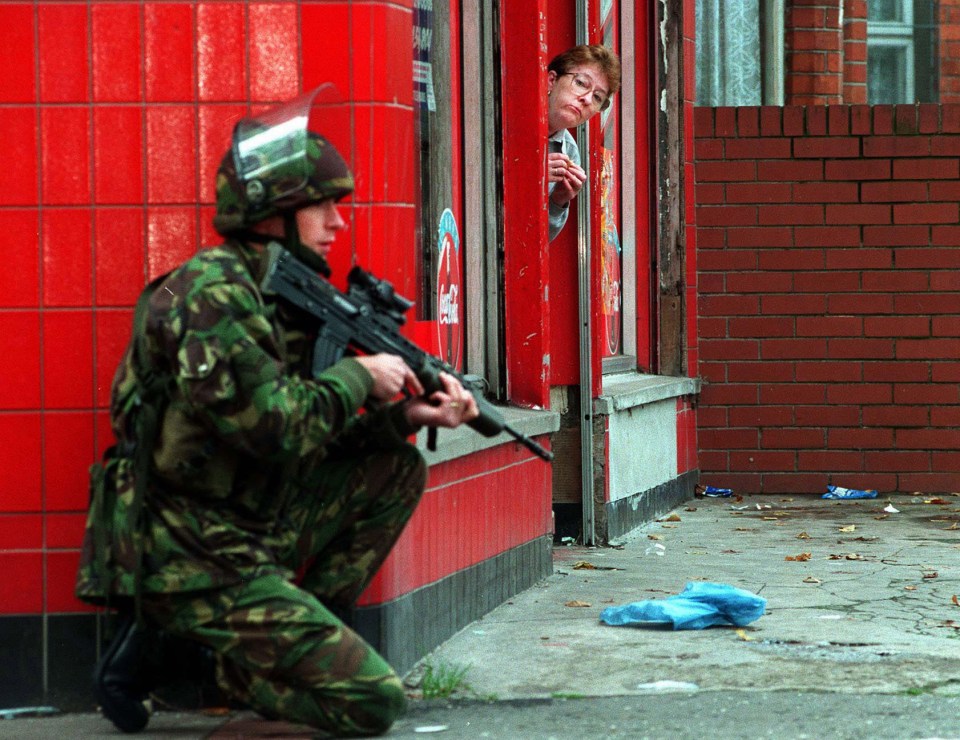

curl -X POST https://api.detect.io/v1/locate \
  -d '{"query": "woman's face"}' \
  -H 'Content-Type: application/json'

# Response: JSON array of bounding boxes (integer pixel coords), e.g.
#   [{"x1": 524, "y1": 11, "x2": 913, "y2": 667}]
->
[{"x1": 547, "y1": 62, "x2": 610, "y2": 133}]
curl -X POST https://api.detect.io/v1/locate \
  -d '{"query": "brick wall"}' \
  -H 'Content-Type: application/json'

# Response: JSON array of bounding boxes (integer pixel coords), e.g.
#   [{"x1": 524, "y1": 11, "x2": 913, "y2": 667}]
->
[{"x1": 694, "y1": 104, "x2": 960, "y2": 495}]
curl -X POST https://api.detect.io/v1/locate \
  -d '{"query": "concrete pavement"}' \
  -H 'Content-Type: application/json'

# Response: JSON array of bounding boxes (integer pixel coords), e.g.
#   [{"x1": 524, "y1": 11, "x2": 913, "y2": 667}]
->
[{"x1": 4, "y1": 493, "x2": 960, "y2": 738}]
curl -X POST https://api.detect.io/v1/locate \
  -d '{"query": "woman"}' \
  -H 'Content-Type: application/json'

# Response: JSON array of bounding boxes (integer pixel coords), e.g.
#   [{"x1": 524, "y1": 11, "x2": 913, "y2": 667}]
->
[{"x1": 547, "y1": 44, "x2": 622, "y2": 241}]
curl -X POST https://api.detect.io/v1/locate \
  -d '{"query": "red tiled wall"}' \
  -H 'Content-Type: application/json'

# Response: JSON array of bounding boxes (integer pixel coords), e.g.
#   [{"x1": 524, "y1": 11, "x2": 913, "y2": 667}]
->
[
  {"x1": 695, "y1": 104, "x2": 960, "y2": 495},
  {"x1": 0, "y1": 1, "x2": 424, "y2": 616},
  {"x1": 786, "y1": 0, "x2": 844, "y2": 105},
  {"x1": 941, "y1": 0, "x2": 960, "y2": 102}
]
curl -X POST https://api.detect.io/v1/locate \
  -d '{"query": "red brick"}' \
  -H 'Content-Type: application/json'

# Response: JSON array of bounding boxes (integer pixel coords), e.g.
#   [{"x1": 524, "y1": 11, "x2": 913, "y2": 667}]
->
[
  {"x1": 697, "y1": 250, "x2": 758, "y2": 271},
  {"x1": 693, "y1": 107, "x2": 714, "y2": 137},
  {"x1": 828, "y1": 293, "x2": 894, "y2": 314},
  {"x1": 930, "y1": 138, "x2": 960, "y2": 156},
  {"x1": 928, "y1": 181, "x2": 960, "y2": 201},
  {"x1": 757, "y1": 249, "x2": 825, "y2": 271},
  {"x1": 759, "y1": 107, "x2": 782, "y2": 136},
  {"x1": 824, "y1": 158, "x2": 890, "y2": 179},
  {"x1": 827, "y1": 338, "x2": 895, "y2": 359},
  {"x1": 729, "y1": 406, "x2": 794, "y2": 426},
  {"x1": 893, "y1": 383, "x2": 960, "y2": 404},
  {"x1": 933, "y1": 316, "x2": 960, "y2": 336},
  {"x1": 697, "y1": 227, "x2": 726, "y2": 248},
  {"x1": 729, "y1": 316, "x2": 795, "y2": 338},
  {"x1": 697, "y1": 160, "x2": 756, "y2": 182},
  {"x1": 726, "y1": 138, "x2": 792, "y2": 160},
  {"x1": 826, "y1": 203, "x2": 891, "y2": 224},
  {"x1": 795, "y1": 405, "x2": 861, "y2": 426},
  {"x1": 863, "y1": 225, "x2": 929, "y2": 246},
  {"x1": 761, "y1": 428, "x2": 825, "y2": 449},
  {"x1": 758, "y1": 159, "x2": 824, "y2": 181},
  {"x1": 795, "y1": 361, "x2": 862, "y2": 382},
  {"x1": 729, "y1": 451, "x2": 798, "y2": 472},
  {"x1": 726, "y1": 182, "x2": 792, "y2": 203},
  {"x1": 793, "y1": 270, "x2": 860, "y2": 292},
  {"x1": 763, "y1": 294, "x2": 828, "y2": 314},
  {"x1": 798, "y1": 451, "x2": 864, "y2": 471},
  {"x1": 896, "y1": 428, "x2": 960, "y2": 449},
  {"x1": 861, "y1": 271, "x2": 929, "y2": 292},
  {"x1": 861, "y1": 181, "x2": 928, "y2": 202},
  {"x1": 699, "y1": 383, "x2": 760, "y2": 406},
  {"x1": 727, "y1": 272, "x2": 794, "y2": 293},
  {"x1": 796, "y1": 315, "x2": 862, "y2": 337},
  {"x1": 760, "y1": 338, "x2": 829, "y2": 359},
  {"x1": 700, "y1": 339, "x2": 760, "y2": 361},
  {"x1": 789, "y1": 7, "x2": 827, "y2": 27},
  {"x1": 727, "y1": 227, "x2": 794, "y2": 248},
  {"x1": 824, "y1": 248, "x2": 892, "y2": 269},
  {"x1": 893, "y1": 158, "x2": 959, "y2": 179},
  {"x1": 759, "y1": 203, "x2": 825, "y2": 225},
  {"x1": 695, "y1": 183, "x2": 724, "y2": 205},
  {"x1": 793, "y1": 137, "x2": 860, "y2": 158},
  {"x1": 894, "y1": 104, "x2": 919, "y2": 134},
  {"x1": 696, "y1": 317, "x2": 727, "y2": 338},
  {"x1": 760, "y1": 473, "x2": 833, "y2": 494},
  {"x1": 714, "y1": 107, "x2": 738, "y2": 136},
  {"x1": 930, "y1": 407, "x2": 960, "y2": 426},
  {"x1": 898, "y1": 473, "x2": 960, "y2": 494},
  {"x1": 694, "y1": 138, "x2": 724, "y2": 160},
  {"x1": 897, "y1": 339, "x2": 960, "y2": 360},
  {"x1": 827, "y1": 428, "x2": 894, "y2": 448},
  {"x1": 794, "y1": 226, "x2": 863, "y2": 248},
  {"x1": 783, "y1": 106, "x2": 805, "y2": 136},
  {"x1": 737, "y1": 107, "x2": 760, "y2": 137},
  {"x1": 792, "y1": 181, "x2": 858, "y2": 203},
  {"x1": 864, "y1": 316, "x2": 930, "y2": 337},
  {"x1": 862, "y1": 136, "x2": 931, "y2": 157},
  {"x1": 827, "y1": 105, "x2": 849, "y2": 135},
  {"x1": 699, "y1": 294, "x2": 761, "y2": 315},
  {"x1": 863, "y1": 450, "x2": 931, "y2": 471},
  {"x1": 862, "y1": 361, "x2": 931, "y2": 382},
  {"x1": 894, "y1": 203, "x2": 958, "y2": 224},
  {"x1": 862, "y1": 405, "x2": 929, "y2": 427},
  {"x1": 931, "y1": 225, "x2": 960, "y2": 245},
  {"x1": 759, "y1": 382, "x2": 826, "y2": 404},
  {"x1": 918, "y1": 104, "x2": 940, "y2": 133},
  {"x1": 826, "y1": 383, "x2": 892, "y2": 404},
  {"x1": 933, "y1": 361, "x2": 960, "y2": 382},
  {"x1": 697, "y1": 205, "x2": 758, "y2": 227},
  {"x1": 699, "y1": 428, "x2": 759, "y2": 450},
  {"x1": 697, "y1": 406, "x2": 728, "y2": 427},
  {"x1": 873, "y1": 106, "x2": 894, "y2": 134},
  {"x1": 727, "y1": 361, "x2": 795, "y2": 382},
  {"x1": 894, "y1": 293, "x2": 960, "y2": 314},
  {"x1": 850, "y1": 105, "x2": 872, "y2": 134}
]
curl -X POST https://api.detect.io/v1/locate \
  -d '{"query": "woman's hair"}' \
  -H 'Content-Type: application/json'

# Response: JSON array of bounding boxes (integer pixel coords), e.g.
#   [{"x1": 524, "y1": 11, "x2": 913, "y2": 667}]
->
[{"x1": 548, "y1": 44, "x2": 622, "y2": 97}]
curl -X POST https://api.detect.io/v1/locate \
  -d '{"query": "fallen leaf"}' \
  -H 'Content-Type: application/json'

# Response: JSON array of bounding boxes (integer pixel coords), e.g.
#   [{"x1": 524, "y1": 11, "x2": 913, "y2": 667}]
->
[
  {"x1": 572, "y1": 561, "x2": 597, "y2": 570},
  {"x1": 839, "y1": 525, "x2": 856, "y2": 533},
  {"x1": 565, "y1": 600, "x2": 591, "y2": 607},
  {"x1": 796, "y1": 531, "x2": 811, "y2": 539},
  {"x1": 721, "y1": 549, "x2": 741, "y2": 554},
  {"x1": 904, "y1": 585, "x2": 917, "y2": 591},
  {"x1": 647, "y1": 534, "x2": 663, "y2": 540},
  {"x1": 734, "y1": 527, "x2": 755, "y2": 532},
  {"x1": 735, "y1": 629, "x2": 754, "y2": 641},
  {"x1": 685, "y1": 506, "x2": 698, "y2": 512},
  {"x1": 922, "y1": 571, "x2": 939, "y2": 579},
  {"x1": 803, "y1": 576, "x2": 821, "y2": 584},
  {"x1": 924, "y1": 498, "x2": 950, "y2": 505},
  {"x1": 786, "y1": 552, "x2": 812, "y2": 562},
  {"x1": 662, "y1": 514, "x2": 682, "y2": 522},
  {"x1": 952, "y1": 595, "x2": 959, "y2": 607}
]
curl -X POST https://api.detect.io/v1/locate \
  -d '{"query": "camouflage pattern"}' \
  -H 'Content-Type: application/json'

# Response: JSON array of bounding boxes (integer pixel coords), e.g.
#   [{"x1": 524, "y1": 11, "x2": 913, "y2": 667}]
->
[
  {"x1": 76, "y1": 238, "x2": 427, "y2": 734},
  {"x1": 213, "y1": 132, "x2": 354, "y2": 236}
]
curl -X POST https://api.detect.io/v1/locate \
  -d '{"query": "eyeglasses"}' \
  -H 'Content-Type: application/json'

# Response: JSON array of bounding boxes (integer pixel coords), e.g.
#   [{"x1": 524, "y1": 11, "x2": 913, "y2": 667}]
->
[{"x1": 561, "y1": 72, "x2": 611, "y2": 111}]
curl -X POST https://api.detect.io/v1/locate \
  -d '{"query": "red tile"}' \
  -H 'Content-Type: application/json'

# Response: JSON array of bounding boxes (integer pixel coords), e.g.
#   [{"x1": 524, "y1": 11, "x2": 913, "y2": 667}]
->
[
  {"x1": 379, "y1": 5, "x2": 414, "y2": 106},
  {"x1": 371, "y1": 104, "x2": 415, "y2": 204},
  {"x1": 0, "y1": 313, "x2": 41, "y2": 409},
  {"x1": 41, "y1": 107, "x2": 91, "y2": 205},
  {"x1": 302, "y1": 4, "x2": 351, "y2": 96},
  {"x1": 145, "y1": 4, "x2": 196, "y2": 102},
  {"x1": 0, "y1": 552, "x2": 43, "y2": 614},
  {"x1": 198, "y1": 104, "x2": 246, "y2": 204},
  {"x1": 46, "y1": 513, "x2": 88, "y2": 548},
  {"x1": 0, "y1": 413, "x2": 42, "y2": 512},
  {"x1": 147, "y1": 207, "x2": 197, "y2": 277},
  {"x1": 38, "y1": 4, "x2": 89, "y2": 103},
  {"x1": 350, "y1": 104, "x2": 373, "y2": 204},
  {"x1": 42, "y1": 209, "x2": 93, "y2": 307},
  {"x1": 199, "y1": 204, "x2": 220, "y2": 246},
  {"x1": 197, "y1": 3, "x2": 246, "y2": 101},
  {"x1": 44, "y1": 412, "x2": 96, "y2": 511},
  {"x1": 0, "y1": 6, "x2": 36, "y2": 102},
  {"x1": 94, "y1": 309, "x2": 133, "y2": 408},
  {"x1": 46, "y1": 550, "x2": 93, "y2": 613},
  {"x1": 249, "y1": 4, "x2": 299, "y2": 101},
  {"x1": 43, "y1": 312, "x2": 94, "y2": 409},
  {"x1": 94, "y1": 107, "x2": 144, "y2": 204},
  {"x1": 0, "y1": 108, "x2": 38, "y2": 206},
  {"x1": 0, "y1": 210, "x2": 40, "y2": 307},
  {"x1": 92, "y1": 3, "x2": 142, "y2": 102},
  {"x1": 0, "y1": 514, "x2": 42, "y2": 550},
  {"x1": 146, "y1": 106, "x2": 197, "y2": 204},
  {"x1": 95, "y1": 410, "x2": 115, "y2": 456},
  {"x1": 95, "y1": 209, "x2": 146, "y2": 306},
  {"x1": 368, "y1": 205, "x2": 417, "y2": 299}
]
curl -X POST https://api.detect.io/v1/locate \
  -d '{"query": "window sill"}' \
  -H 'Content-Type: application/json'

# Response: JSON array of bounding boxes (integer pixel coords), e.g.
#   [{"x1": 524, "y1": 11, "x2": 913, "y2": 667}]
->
[
  {"x1": 415, "y1": 405, "x2": 561, "y2": 466},
  {"x1": 595, "y1": 372, "x2": 701, "y2": 415}
]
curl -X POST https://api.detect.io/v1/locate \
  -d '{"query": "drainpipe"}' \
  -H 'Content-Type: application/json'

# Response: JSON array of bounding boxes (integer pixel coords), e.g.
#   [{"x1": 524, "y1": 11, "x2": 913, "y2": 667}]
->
[
  {"x1": 762, "y1": 0, "x2": 785, "y2": 105},
  {"x1": 576, "y1": 0, "x2": 596, "y2": 545}
]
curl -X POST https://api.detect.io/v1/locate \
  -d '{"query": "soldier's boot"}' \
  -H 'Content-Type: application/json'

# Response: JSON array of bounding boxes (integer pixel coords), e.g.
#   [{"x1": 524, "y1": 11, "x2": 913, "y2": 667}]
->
[{"x1": 93, "y1": 613, "x2": 153, "y2": 733}]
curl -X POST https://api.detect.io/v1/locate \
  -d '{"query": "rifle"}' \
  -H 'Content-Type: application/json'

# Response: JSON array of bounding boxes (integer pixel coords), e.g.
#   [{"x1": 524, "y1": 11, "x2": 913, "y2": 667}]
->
[{"x1": 260, "y1": 243, "x2": 553, "y2": 462}]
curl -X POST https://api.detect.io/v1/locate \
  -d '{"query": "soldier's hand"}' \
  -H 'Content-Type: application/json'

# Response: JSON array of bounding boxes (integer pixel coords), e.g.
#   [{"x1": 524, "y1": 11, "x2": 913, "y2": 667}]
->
[
  {"x1": 403, "y1": 372, "x2": 479, "y2": 428},
  {"x1": 355, "y1": 354, "x2": 423, "y2": 401}
]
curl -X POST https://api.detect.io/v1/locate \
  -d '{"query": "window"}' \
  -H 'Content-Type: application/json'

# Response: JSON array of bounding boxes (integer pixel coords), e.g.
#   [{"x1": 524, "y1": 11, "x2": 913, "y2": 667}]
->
[
  {"x1": 867, "y1": 0, "x2": 938, "y2": 103},
  {"x1": 695, "y1": 0, "x2": 763, "y2": 106}
]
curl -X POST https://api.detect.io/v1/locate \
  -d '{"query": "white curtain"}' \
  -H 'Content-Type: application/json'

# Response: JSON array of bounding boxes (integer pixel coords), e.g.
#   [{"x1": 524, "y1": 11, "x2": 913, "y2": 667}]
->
[{"x1": 696, "y1": 0, "x2": 762, "y2": 106}]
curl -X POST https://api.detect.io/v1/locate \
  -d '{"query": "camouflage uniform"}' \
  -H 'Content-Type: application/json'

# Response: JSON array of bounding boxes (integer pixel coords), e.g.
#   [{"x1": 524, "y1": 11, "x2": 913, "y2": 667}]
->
[{"x1": 77, "y1": 112, "x2": 426, "y2": 735}]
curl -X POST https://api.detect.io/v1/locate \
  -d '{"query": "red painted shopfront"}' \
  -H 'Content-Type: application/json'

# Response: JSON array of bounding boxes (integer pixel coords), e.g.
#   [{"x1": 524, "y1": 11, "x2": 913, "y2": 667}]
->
[{"x1": 0, "y1": 0, "x2": 699, "y2": 710}]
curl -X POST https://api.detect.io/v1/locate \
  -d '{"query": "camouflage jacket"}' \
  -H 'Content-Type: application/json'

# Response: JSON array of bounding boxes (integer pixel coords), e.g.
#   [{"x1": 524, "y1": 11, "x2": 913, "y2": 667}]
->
[{"x1": 76, "y1": 239, "x2": 417, "y2": 602}]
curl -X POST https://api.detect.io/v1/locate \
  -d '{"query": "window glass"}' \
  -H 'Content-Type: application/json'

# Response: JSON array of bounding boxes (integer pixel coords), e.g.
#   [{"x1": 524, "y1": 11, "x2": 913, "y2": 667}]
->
[
  {"x1": 867, "y1": 0, "x2": 938, "y2": 103},
  {"x1": 695, "y1": 0, "x2": 762, "y2": 106},
  {"x1": 414, "y1": 0, "x2": 465, "y2": 369}
]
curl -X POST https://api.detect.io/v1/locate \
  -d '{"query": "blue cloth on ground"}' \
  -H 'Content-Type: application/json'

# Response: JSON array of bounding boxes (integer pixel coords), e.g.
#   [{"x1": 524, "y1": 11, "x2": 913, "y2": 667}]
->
[{"x1": 599, "y1": 582, "x2": 766, "y2": 630}]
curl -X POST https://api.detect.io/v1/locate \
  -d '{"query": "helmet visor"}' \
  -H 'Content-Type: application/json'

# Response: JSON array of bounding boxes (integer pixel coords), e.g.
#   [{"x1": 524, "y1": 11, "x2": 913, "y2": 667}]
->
[{"x1": 232, "y1": 84, "x2": 344, "y2": 204}]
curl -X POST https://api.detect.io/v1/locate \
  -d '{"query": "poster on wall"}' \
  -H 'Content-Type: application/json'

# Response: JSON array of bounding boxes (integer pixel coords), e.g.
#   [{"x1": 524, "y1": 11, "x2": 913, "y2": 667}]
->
[
  {"x1": 436, "y1": 208, "x2": 463, "y2": 370},
  {"x1": 600, "y1": 147, "x2": 621, "y2": 355},
  {"x1": 413, "y1": 0, "x2": 437, "y2": 111}
]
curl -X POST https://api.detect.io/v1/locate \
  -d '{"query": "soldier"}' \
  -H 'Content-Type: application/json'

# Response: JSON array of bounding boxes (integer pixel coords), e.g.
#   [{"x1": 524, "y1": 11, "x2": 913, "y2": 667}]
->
[{"x1": 76, "y1": 87, "x2": 479, "y2": 736}]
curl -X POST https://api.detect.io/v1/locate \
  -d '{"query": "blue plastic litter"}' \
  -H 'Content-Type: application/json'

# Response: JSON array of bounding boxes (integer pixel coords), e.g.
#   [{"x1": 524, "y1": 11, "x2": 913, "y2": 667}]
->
[
  {"x1": 822, "y1": 485, "x2": 877, "y2": 500},
  {"x1": 599, "y1": 582, "x2": 767, "y2": 630},
  {"x1": 702, "y1": 486, "x2": 733, "y2": 497}
]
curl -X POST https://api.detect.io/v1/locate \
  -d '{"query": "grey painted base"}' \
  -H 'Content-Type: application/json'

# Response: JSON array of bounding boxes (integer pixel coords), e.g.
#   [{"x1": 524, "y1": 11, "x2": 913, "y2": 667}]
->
[
  {"x1": 351, "y1": 535, "x2": 554, "y2": 675},
  {"x1": 604, "y1": 470, "x2": 699, "y2": 542}
]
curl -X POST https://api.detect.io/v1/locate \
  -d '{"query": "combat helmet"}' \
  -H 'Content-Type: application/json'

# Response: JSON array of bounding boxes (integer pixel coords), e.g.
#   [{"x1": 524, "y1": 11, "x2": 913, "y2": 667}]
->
[{"x1": 213, "y1": 85, "x2": 354, "y2": 270}]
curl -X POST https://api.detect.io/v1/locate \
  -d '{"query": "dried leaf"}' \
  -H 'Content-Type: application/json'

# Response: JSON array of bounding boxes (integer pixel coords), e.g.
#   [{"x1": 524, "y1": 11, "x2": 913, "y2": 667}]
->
[
  {"x1": 785, "y1": 552, "x2": 812, "y2": 562},
  {"x1": 662, "y1": 514, "x2": 682, "y2": 522},
  {"x1": 952, "y1": 595, "x2": 959, "y2": 607},
  {"x1": 565, "y1": 600, "x2": 591, "y2": 608},
  {"x1": 721, "y1": 549, "x2": 741, "y2": 554},
  {"x1": 735, "y1": 629, "x2": 754, "y2": 641},
  {"x1": 796, "y1": 531, "x2": 811, "y2": 539},
  {"x1": 803, "y1": 576, "x2": 821, "y2": 584},
  {"x1": 904, "y1": 585, "x2": 917, "y2": 591},
  {"x1": 924, "y1": 498, "x2": 950, "y2": 505},
  {"x1": 839, "y1": 525, "x2": 856, "y2": 533},
  {"x1": 922, "y1": 571, "x2": 939, "y2": 579},
  {"x1": 647, "y1": 534, "x2": 663, "y2": 540},
  {"x1": 685, "y1": 506, "x2": 698, "y2": 512},
  {"x1": 572, "y1": 561, "x2": 597, "y2": 570}
]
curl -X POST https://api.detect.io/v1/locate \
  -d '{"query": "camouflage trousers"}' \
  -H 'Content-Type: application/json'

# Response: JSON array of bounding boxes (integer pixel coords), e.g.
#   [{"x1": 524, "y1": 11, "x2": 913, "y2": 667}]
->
[{"x1": 143, "y1": 443, "x2": 427, "y2": 737}]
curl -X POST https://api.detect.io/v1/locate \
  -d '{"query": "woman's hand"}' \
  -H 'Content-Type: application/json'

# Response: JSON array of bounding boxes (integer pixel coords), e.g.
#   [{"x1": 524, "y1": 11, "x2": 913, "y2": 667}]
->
[
  {"x1": 402, "y1": 372, "x2": 480, "y2": 429},
  {"x1": 548, "y1": 153, "x2": 586, "y2": 206},
  {"x1": 355, "y1": 354, "x2": 423, "y2": 401}
]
